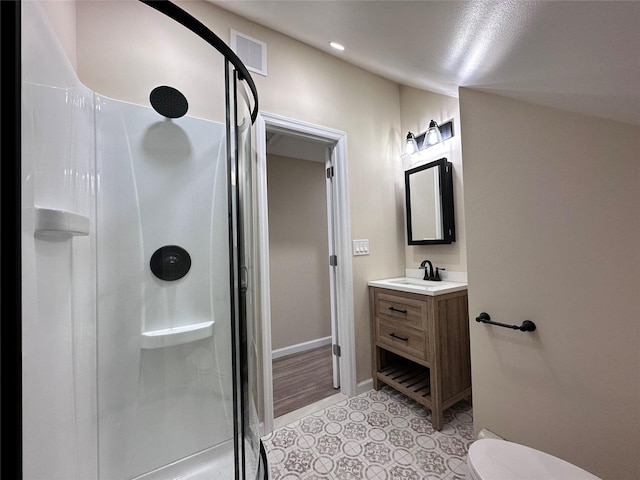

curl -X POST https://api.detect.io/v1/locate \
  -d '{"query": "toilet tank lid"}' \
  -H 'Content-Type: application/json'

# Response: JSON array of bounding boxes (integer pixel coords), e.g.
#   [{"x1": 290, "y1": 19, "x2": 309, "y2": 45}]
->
[{"x1": 467, "y1": 439, "x2": 602, "y2": 480}]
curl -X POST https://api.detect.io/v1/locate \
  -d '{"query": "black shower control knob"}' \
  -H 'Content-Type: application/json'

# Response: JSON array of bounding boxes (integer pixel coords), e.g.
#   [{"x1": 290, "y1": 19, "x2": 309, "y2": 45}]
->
[{"x1": 150, "y1": 245, "x2": 191, "y2": 281}]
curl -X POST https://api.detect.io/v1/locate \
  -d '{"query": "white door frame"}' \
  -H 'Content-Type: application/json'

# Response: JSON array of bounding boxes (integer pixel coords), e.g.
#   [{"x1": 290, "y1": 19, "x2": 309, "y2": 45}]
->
[
  {"x1": 325, "y1": 152, "x2": 340, "y2": 390},
  {"x1": 255, "y1": 111, "x2": 355, "y2": 435}
]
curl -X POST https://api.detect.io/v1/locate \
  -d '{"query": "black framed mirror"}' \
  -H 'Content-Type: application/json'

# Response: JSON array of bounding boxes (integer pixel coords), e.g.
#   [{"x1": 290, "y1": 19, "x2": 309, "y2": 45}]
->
[{"x1": 405, "y1": 157, "x2": 455, "y2": 245}]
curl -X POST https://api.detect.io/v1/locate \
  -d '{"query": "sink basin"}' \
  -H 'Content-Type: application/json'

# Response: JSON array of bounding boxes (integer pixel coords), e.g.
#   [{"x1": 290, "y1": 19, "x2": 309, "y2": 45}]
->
[
  {"x1": 389, "y1": 278, "x2": 444, "y2": 287},
  {"x1": 368, "y1": 277, "x2": 467, "y2": 296}
]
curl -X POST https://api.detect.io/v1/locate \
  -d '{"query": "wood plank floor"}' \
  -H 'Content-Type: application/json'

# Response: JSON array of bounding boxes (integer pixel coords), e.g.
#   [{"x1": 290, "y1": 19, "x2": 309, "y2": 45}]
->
[{"x1": 272, "y1": 344, "x2": 338, "y2": 418}]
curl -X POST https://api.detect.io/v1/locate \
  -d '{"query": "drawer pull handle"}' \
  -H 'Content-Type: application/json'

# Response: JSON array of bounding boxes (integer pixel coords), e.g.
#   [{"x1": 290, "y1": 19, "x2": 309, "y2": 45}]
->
[
  {"x1": 389, "y1": 307, "x2": 408, "y2": 314},
  {"x1": 389, "y1": 332, "x2": 409, "y2": 342}
]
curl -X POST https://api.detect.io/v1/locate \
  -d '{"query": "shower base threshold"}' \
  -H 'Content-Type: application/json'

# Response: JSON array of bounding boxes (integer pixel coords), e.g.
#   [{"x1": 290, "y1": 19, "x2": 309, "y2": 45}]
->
[
  {"x1": 141, "y1": 320, "x2": 214, "y2": 349},
  {"x1": 134, "y1": 437, "x2": 234, "y2": 480}
]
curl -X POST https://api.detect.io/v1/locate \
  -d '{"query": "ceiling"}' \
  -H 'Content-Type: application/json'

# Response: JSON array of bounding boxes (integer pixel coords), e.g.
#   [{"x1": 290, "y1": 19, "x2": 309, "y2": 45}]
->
[{"x1": 208, "y1": 0, "x2": 640, "y2": 126}]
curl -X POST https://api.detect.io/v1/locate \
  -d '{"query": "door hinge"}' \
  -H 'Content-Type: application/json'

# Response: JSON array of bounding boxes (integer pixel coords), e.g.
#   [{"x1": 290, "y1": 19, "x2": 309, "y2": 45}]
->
[
  {"x1": 332, "y1": 344, "x2": 341, "y2": 357},
  {"x1": 329, "y1": 254, "x2": 337, "y2": 266},
  {"x1": 326, "y1": 166, "x2": 334, "y2": 179}
]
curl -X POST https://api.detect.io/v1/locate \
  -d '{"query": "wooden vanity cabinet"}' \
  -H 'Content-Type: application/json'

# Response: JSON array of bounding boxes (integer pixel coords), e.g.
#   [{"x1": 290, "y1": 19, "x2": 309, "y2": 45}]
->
[{"x1": 369, "y1": 286, "x2": 471, "y2": 430}]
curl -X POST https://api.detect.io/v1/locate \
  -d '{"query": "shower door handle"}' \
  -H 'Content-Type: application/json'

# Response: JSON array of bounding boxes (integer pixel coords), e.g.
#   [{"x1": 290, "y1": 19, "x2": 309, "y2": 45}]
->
[{"x1": 240, "y1": 265, "x2": 248, "y2": 293}]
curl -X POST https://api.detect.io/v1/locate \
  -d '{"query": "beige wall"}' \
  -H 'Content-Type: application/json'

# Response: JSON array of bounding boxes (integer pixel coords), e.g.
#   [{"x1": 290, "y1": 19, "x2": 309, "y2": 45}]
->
[
  {"x1": 400, "y1": 85, "x2": 467, "y2": 274},
  {"x1": 41, "y1": 0, "x2": 77, "y2": 70},
  {"x1": 267, "y1": 154, "x2": 331, "y2": 350},
  {"x1": 460, "y1": 88, "x2": 640, "y2": 480},
  {"x1": 76, "y1": 0, "x2": 405, "y2": 383},
  {"x1": 77, "y1": 0, "x2": 225, "y2": 122}
]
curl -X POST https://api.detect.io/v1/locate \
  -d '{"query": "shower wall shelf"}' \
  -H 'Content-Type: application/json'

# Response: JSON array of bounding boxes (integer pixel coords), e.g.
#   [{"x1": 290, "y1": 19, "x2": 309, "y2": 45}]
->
[
  {"x1": 141, "y1": 320, "x2": 214, "y2": 349},
  {"x1": 33, "y1": 207, "x2": 90, "y2": 238}
]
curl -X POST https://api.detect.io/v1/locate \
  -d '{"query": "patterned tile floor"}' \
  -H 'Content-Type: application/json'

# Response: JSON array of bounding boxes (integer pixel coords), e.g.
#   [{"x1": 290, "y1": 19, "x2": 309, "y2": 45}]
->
[{"x1": 262, "y1": 385, "x2": 474, "y2": 479}]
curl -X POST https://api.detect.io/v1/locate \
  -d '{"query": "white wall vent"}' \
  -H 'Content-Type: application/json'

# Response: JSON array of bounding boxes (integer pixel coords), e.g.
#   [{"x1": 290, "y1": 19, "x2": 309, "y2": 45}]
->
[{"x1": 230, "y1": 29, "x2": 267, "y2": 77}]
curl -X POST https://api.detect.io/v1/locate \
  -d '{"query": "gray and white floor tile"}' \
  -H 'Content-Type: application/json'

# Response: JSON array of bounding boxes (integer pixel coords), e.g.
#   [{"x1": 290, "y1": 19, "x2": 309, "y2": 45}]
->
[{"x1": 262, "y1": 386, "x2": 473, "y2": 479}]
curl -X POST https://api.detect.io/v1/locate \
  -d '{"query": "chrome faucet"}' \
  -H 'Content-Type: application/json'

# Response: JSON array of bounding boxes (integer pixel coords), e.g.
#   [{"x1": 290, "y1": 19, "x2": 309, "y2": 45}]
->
[{"x1": 419, "y1": 260, "x2": 434, "y2": 281}]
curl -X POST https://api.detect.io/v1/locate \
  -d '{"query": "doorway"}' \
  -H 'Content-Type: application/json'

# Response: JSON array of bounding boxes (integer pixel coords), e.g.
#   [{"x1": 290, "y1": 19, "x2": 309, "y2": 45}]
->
[
  {"x1": 266, "y1": 134, "x2": 335, "y2": 419},
  {"x1": 256, "y1": 112, "x2": 355, "y2": 435}
]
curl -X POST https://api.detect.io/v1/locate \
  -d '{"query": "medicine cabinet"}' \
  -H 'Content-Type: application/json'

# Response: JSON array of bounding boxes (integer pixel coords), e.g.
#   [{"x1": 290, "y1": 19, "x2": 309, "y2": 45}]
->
[{"x1": 405, "y1": 157, "x2": 455, "y2": 245}]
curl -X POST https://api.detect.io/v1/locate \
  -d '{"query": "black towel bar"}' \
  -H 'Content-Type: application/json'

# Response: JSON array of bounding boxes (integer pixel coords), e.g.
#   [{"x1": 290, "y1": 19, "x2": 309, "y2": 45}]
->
[{"x1": 475, "y1": 312, "x2": 536, "y2": 332}]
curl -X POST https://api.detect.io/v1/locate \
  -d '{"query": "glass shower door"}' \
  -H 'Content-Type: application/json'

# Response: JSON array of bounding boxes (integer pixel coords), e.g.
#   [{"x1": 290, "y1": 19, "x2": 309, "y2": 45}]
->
[{"x1": 228, "y1": 63, "x2": 265, "y2": 479}]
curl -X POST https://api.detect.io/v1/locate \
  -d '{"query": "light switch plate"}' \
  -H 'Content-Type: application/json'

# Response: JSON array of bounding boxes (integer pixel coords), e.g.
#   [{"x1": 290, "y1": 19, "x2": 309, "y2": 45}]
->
[{"x1": 353, "y1": 239, "x2": 369, "y2": 256}]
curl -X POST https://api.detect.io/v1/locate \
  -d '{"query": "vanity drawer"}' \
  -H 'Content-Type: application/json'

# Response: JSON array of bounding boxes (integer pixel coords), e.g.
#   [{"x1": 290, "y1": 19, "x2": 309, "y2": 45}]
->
[
  {"x1": 376, "y1": 292, "x2": 428, "y2": 330},
  {"x1": 376, "y1": 319, "x2": 428, "y2": 360}
]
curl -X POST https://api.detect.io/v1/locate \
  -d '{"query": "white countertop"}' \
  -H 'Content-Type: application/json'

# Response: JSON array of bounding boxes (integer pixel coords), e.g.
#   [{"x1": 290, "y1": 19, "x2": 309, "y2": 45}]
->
[{"x1": 368, "y1": 277, "x2": 468, "y2": 296}]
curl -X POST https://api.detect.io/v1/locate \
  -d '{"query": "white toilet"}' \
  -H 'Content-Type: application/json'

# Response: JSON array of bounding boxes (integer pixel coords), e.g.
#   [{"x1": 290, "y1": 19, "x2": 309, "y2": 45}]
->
[{"x1": 466, "y1": 438, "x2": 602, "y2": 480}]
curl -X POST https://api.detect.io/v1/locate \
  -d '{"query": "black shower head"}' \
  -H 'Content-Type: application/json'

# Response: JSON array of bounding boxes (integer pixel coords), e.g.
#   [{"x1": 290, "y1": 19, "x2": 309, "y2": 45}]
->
[{"x1": 149, "y1": 85, "x2": 188, "y2": 119}]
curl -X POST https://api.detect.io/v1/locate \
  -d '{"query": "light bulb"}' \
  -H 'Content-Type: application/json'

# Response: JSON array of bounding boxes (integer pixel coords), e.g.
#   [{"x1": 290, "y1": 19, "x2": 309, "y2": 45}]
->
[
  {"x1": 405, "y1": 132, "x2": 419, "y2": 155},
  {"x1": 423, "y1": 120, "x2": 443, "y2": 148}
]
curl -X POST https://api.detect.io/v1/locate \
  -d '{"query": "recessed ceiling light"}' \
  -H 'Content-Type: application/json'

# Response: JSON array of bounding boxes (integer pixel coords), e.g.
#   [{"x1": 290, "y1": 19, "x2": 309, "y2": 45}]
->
[{"x1": 330, "y1": 42, "x2": 345, "y2": 51}]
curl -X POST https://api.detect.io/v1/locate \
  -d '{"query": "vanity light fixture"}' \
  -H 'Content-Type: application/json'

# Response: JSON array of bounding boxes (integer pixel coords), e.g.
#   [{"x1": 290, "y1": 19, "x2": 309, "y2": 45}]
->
[
  {"x1": 405, "y1": 119, "x2": 455, "y2": 156},
  {"x1": 405, "y1": 132, "x2": 419, "y2": 155},
  {"x1": 423, "y1": 119, "x2": 444, "y2": 148}
]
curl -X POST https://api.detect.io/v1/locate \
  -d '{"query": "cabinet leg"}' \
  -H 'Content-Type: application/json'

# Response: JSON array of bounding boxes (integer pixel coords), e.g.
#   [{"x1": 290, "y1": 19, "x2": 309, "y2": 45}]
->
[
  {"x1": 432, "y1": 409, "x2": 443, "y2": 431},
  {"x1": 429, "y1": 367, "x2": 443, "y2": 430}
]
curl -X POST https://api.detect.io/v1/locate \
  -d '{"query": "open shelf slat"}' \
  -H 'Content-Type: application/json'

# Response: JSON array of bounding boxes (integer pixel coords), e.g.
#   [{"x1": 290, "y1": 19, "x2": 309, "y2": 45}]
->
[{"x1": 376, "y1": 361, "x2": 431, "y2": 408}]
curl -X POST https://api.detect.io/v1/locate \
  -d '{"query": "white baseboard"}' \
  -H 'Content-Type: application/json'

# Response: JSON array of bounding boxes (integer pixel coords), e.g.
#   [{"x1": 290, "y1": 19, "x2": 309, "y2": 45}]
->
[
  {"x1": 357, "y1": 378, "x2": 374, "y2": 395},
  {"x1": 272, "y1": 336, "x2": 332, "y2": 360},
  {"x1": 477, "y1": 428, "x2": 504, "y2": 440}
]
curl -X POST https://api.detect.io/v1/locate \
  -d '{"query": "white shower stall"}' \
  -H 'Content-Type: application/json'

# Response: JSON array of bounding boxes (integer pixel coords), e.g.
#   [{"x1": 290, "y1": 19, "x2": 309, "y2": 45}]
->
[{"x1": 20, "y1": 1, "x2": 264, "y2": 478}]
